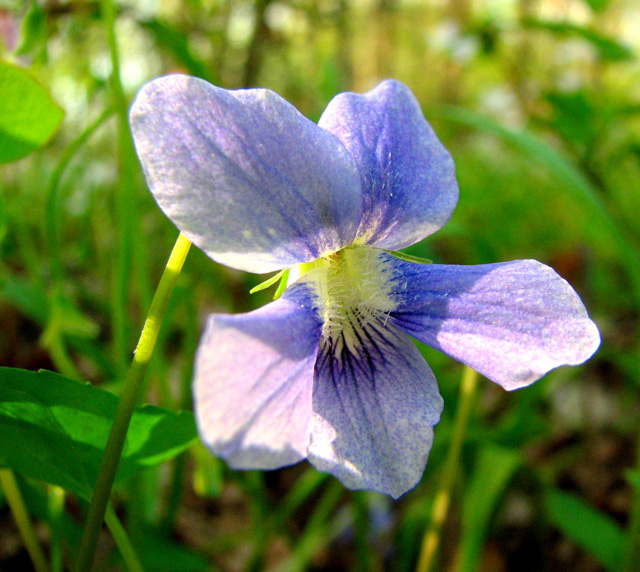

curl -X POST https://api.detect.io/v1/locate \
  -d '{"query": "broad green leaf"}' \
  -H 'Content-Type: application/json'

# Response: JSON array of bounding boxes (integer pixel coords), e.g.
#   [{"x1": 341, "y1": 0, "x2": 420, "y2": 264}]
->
[
  {"x1": 0, "y1": 367, "x2": 198, "y2": 499},
  {"x1": 0, "y1": 61, "x2": 64, "y2": 163},
  {"x1": 458, "y1": 445, "x2": 521, "y2": 572},
  {"x1": 544, "y1": 488, "x2": 625, "y2": 572},
  {"x1": 522, "y1": 18, "x2": 633, "y2": 62}
]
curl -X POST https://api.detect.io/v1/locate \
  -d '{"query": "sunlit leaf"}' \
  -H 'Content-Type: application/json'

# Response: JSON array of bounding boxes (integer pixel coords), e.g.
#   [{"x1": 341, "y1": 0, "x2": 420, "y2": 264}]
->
[
  {"x1": 544, "y1": 488, "x2": 625, "y2": 572},
  {"x1": 581, "y1": 0, "x2": 610, "y2": 12},
  {"x1": 0, "y1": 368, "x2": 198, "y2": 499},
  {"x1": 523, "y1": 18, "x2": 633, "y2": 62},
  {"x1": 0, "y1": 61, "x2": 64, "y2": 163}
]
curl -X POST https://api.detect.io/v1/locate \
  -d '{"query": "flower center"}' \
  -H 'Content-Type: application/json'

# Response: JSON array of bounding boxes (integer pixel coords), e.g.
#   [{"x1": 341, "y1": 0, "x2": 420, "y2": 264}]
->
[{"x1": 296, "y1": 247, "x2": 398, "y2": 356}]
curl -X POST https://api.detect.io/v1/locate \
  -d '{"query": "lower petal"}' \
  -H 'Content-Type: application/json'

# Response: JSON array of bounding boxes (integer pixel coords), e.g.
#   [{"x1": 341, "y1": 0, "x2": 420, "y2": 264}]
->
[
  {"x1": 388, "y1": 257, "x2": 601, "y2": 390},
  {"x1": 194, "y1": 285, "x2": 322, "y2": 469},
  {"x1": 308, "y1": 320, "x2": 443, "y2": 499}
]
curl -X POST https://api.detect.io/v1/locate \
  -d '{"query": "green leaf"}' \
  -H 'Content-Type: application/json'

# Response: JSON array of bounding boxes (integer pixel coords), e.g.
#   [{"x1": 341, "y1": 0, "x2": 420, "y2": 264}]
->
[
  {"x1": 522, "y1": 18, "x2": 634, "y2": 62},
  {"x1": 0, "y1": 272, "x2": 49, "y2": 325},
  {"x1": 138, "y1": 19, "x2": 214, "y2": 82},
  {"x1": 384, "y1": 250, "x2": 433, "y2": 264},
  {"x1": 458, "y1": 445, "x2": 521, "y2": 572},
  {"x1": 436, "y1": 106, "x2": 640, "y2": 306},
  {"x1": 0, "y1": 367, "x2": 198, "y2": 499},
  {"x1": 137, "y1": 528, "x2": 209, "y2": 572},
  {"x1": 0, "y1": 61, "x2": 64, "y2": 163},
  {"x1": 14, "y1": 0, "x2": 47, "y2": 57},
  {"x1": 625, "y1": 469, "x2": 640, "y2": 490},
  {"x1": 250, "y1": 269, "x2": 286, "y2": 294},
  {"x1": 581, "y1": 0, "x2": 610, "y2": 11},
  {"x1": 544, "y1": 488, "x2": 625, "y2": 572}
]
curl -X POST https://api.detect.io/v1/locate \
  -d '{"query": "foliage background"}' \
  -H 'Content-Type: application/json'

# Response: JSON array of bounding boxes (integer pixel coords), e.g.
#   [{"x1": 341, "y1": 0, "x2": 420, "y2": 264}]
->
[{"x1": 2, "y1": 0, "x2": 640, "y2": 571}]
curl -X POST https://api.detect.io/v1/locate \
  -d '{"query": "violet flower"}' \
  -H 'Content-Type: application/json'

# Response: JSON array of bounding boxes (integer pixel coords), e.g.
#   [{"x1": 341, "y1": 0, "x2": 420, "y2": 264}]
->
[{"x1": 130, "y1": 76, "x2": 600, "y2": 498}]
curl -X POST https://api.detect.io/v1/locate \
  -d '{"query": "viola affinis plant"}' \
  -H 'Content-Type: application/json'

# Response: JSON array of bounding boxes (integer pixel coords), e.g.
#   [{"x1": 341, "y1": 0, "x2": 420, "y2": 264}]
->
[{"x1": 130, "y1": 76, "x2": 600, "y2": 498}]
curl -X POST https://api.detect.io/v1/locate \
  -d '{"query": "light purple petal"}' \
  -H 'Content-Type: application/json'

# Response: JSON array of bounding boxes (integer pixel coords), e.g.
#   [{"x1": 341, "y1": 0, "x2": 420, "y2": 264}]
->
[
  {"x1": 318, "y1": 80, "x2": 458, "y2": 250},
  {"x1": 387, "y1": 256, "x2": 601, "y2": 390},
  {"x1": 130, "y1": 75, "x2": 362, "y2": 274},
  {"x1": 307, "y1": 320, "x2": 443, "y2": 498},
  {"x1": 194, "y1": 284, "x2": 322, "y2": 469}
]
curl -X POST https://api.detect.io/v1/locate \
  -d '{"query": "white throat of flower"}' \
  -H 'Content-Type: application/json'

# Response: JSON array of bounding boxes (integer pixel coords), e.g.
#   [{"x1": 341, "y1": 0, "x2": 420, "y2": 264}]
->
[{"x1": 292, "y1": 247, "x2": 398, "y2": 356}]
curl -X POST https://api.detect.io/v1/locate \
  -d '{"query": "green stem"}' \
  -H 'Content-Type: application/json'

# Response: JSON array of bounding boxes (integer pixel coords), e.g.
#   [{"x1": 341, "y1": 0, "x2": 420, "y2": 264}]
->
[
  {"x1": 100, "y1": 0, "x2": 146, "y2": 373},
  {"x1": 48, "y1": 486, "x2": 66, "y2": 572},
  {"x1": 278, "y1": 480, "x2": 344, "y2": 572},
  {"x1": 74, "y1": 233, "x2": 191, "y2": 572},
  {"x1": 416, "y1": 366, "x2": 479, "y2": 572},
  {"x1": 352, "y1": 490, "x2": 371, "y2": 572},
  {"x1": 42, "y1": 108, "x2": 116, "y2": 377},
  {"x1": 161, "y1": 286, "x2": 197, "y2": 535},
  {"x1": 0, "y1": 469, "x2": 50, "y2": 572},
  {"x1": 46, "y1": 107, "x2": 115, "y2": 287},
  {"x1": 105, "y1": 504, "x2": 145, "y2": 572}
]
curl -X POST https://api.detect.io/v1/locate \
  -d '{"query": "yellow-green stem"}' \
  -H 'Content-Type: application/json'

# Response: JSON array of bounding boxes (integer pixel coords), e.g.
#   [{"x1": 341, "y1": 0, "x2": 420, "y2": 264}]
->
[
  {"x1": 416, "y1": 365, "x2": 479, "y2": 572},
  {"x1": 0, "y1": 469, "x2": 50, "y2": 572},
  {"x1": 74, "y1": 233, "x2": 191, "y2": 572}
]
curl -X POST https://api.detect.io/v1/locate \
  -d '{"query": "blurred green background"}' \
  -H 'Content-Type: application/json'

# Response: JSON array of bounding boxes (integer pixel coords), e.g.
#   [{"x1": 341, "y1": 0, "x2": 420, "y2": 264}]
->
[{"x1": 1, "y1": 0, "x2": 640, "y2": 570}]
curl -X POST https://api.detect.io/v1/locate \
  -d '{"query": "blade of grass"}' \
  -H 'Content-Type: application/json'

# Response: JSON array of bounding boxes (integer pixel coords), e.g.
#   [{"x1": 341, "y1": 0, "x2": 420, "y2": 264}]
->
[
  {"x1": 100, "y1": 0, "x2": 148, "y2": 373},
  {"x1": 105, "y1": 503, "x2": 145, "y2": 572},
  {"x1": 435, "y1": 105, "x2": 640, "y2": 306},
  {"x1": 0, "y1": 470, "x2": 50, "y2": 572},
  {"x1": 416, "y1": 366, "x2": 479, "y2": 572}
]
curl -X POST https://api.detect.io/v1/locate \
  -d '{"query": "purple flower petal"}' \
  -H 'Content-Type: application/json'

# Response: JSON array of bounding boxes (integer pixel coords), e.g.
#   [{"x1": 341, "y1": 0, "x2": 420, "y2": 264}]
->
[
  {"x1": 318, "y1": 80, "x2": 458, "y2": 250},
  {"x1": 130, "y1": 75, "x2": 362, "y2": 274},
  {"x1": 194, "y1": 284, "x2": 322, "y2": 469},
  {"x1": 387, "y1": 257, "x2": 601, "y2": 390},
  {"x1": 307, "y1": 320, "x2": 443, "y2": 498}
]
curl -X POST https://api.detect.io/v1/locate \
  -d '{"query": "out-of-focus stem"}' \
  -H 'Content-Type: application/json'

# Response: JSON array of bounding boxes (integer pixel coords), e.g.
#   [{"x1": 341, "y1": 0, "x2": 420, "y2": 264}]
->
[
  {"x1": 416, "y1": 366, "x2": 479, "y2": 572},
  {"x1": 74, "y1": 233, "x2": 191, "y2": 572},
  {"x1": 0, "y1": 469, "x2": 50, "y2": 572}
]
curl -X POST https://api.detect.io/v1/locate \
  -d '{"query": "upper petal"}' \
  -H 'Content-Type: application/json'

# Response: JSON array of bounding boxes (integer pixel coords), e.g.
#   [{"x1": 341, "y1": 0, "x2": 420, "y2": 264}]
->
[
  {"x1": 387, "y1": 257, "x2": 601, "y2": 390},
  {"x1": 307, "y1": 319, "x2": 443, "y2": 498},
  {"x1": 318, "y1": 80, "x2": 459, "y2": 250},
  {"x1": 130, "y1": 75, "x2": 362, "y2": 273},
  {"x1": 194, "y1": 283, "x2": 322, "y2": 469}
]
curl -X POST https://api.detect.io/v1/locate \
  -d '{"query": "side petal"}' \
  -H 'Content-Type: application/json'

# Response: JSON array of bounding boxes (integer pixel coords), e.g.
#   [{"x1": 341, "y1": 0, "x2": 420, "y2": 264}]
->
[
  {"x1": 318, "y1": 79, "x2": 458, "y2": 250},
  {"x1": 308, "y1": 320, "x2": 443, "y2": 498},
  {"x1": 130, "y1": 75, "x2": 362, "y2": 274},
  {"x1": 194, "y1": 284, "x2": 322, "y2": 469},
  {"x1": 387, "y1": 257, "x2": 601, "y2": 390}
]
